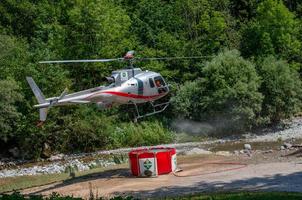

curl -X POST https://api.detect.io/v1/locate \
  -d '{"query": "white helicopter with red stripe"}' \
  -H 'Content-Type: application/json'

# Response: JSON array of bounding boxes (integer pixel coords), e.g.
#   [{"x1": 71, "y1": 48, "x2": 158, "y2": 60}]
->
[{"x1": 27, "y1": 50, "x2": 204, "y2": 123}]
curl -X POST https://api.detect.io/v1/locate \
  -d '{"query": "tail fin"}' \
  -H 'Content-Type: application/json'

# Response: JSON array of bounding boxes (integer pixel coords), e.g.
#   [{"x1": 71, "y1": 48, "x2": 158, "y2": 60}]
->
[
  {"x1": 26, "y1": 77, "x2": 46, "y2": 104},
  {"x1": 26, "y1": 77, "x2": 48, "y2": 122}
]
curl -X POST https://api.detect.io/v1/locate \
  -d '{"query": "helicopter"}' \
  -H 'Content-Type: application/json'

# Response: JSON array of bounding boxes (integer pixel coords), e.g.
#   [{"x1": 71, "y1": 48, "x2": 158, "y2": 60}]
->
[{"x1": 27, "y1": 50, "x2": 207, "y2": 124}]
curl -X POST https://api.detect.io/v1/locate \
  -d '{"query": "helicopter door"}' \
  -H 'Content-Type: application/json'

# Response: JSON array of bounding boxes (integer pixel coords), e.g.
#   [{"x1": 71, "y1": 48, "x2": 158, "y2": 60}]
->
[
  {"x1": 149, "y1": 78, "x2": 155, "y2": 88},
  {"x1": 154, "y1": 76, "x2": 167, "y2": 94}
]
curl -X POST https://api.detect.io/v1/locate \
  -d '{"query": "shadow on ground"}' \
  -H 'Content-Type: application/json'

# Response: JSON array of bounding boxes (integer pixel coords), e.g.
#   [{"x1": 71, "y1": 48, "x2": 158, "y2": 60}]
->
[
  {"x1": 26, "y1": 165, "x2": 302, "y2": 198},
  {"x1": 115, "y1": 171, "x2": 302, "y2": 198},
  {"x1": 28, "y1": 168, "x2": 132, "y2": 195}
]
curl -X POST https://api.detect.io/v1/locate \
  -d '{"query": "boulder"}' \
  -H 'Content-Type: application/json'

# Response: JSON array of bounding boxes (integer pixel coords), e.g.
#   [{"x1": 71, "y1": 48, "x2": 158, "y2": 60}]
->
[
  {"x1": 244, "y1": 144, "x2": 252, "y2": 150},
  {"x1": 283, "y1": 143, "x2": 292, "y2": 149}
]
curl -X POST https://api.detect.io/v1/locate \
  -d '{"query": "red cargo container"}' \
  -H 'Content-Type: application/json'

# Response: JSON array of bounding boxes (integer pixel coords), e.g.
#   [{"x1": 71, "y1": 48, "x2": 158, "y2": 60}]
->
[{"x1": 128, "y1": 147, "x2": 177, "y2": 177}]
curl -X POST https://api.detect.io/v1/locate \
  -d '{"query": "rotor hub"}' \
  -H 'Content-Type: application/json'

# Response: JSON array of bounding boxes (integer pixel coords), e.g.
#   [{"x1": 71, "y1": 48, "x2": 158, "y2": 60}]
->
[{"x1": 124, "y1": 50, "x2": 135, "y2": 60}]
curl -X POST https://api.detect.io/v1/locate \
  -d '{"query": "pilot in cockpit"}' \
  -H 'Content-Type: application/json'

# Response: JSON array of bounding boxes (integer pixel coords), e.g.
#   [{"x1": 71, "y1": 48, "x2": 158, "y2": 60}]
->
[{"x1": 155, "y1": 79, "x2": 162, "y2": 87}]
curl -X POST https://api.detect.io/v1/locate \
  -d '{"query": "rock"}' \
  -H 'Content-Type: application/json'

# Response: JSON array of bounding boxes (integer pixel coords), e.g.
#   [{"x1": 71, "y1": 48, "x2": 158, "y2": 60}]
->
[
  {"x1": 8, "y1": 147, "x2": 20, "y2": 158},
  {"x1": 243, "y1": 149, "x2": 250, "y2": 154},
  {"x1": 185, "y1": 148, "x2": 212, "y2": 155},
  {"x1": 67, "y1": 159, "x2": 90, "y2": 171},
  {"x1": 239, "y1": 150, "x2": 245, "y2": 154},
  {"x1": 280, "y1": 146, "x2": 285, "y2": 150},
  {"x1": 41, "y1": 143, "x2": 52, "y2": 158},
  {"x1": 216, "y1": 151, "x2": 231, "y2": 156},
  {"x1": 244, "y1": 144, "x2": 252, "y2": 150},
  {"x1": 218, "y1": 140, "x2": 226, "y2": 144},
  {"x1": 263, "y1": 150, "x2": 273, "y2": 154},
  {"x1": 283, "y1": 143, "x2": 292, "y2": 149},
  {"x1": 48, "y1": 154, "x2": 65, "y2": 161}
]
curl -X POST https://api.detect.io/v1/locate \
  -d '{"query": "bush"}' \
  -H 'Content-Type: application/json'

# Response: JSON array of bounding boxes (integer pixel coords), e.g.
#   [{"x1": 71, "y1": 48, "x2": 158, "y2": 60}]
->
[
  {"x1": 0, "y1": 79, "x2": 23, "y2": 150},
  {"x1": 110, "y1": 121, "x2": 173, "y2": 148},
  {"x1": 172, "y1": 50, "x2": 263, "y2": 133},
  {"x1": 59, "y1": 107, "x2": 114, "y2": 153},
  {"x1": 258, "y1": 56, "x2": 302, "y2": 124}
]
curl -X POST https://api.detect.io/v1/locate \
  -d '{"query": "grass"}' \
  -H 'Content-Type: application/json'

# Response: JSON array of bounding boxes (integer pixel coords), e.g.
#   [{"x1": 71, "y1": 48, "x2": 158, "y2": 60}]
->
[
  {"x1": 1, "y1": 192, "x2": 302, "y2": 200},
  {"x1": 169, "y1": 192, "x2": 302, "y2": 200},
  {"x1": 0, "y1": 173, "x2": 69, "y2": 193},
  {"x1": 0, "y1": 154, "x2": 220, "y2": 194},
  {"x1": 0, "y1": 164, "x2": 127, "y2": 194}
]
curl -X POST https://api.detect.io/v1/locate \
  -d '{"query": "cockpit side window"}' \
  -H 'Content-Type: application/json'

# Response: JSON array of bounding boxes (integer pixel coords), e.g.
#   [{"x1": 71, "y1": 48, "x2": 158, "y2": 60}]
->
[
  {"x1": 149, "y1": 78, "x2": 155, "y2": 88},
  {"x1": 154, "y1": 76, "x2": 166, "y2": 87}
]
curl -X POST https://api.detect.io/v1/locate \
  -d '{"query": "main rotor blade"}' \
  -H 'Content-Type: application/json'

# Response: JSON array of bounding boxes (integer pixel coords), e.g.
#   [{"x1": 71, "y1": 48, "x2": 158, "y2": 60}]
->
[
  {"x1": 137, "y1": 56, "x2": 213, "y2": 61},
  {"x1": 39, "y1": 58, "x2": 123, "y2": 64}
]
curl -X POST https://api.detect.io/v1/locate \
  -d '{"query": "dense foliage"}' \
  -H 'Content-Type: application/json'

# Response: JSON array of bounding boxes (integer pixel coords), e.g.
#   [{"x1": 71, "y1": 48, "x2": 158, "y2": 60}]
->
[
  {"x1": 0, "y1": 0, "x2": 302, "y2": 158},
  {"x1": 172, "y1": 50, "x2": 263, "y2": 133},
  {"x1": 257, "y1": 56, "x2": 302, "y2": 124}
]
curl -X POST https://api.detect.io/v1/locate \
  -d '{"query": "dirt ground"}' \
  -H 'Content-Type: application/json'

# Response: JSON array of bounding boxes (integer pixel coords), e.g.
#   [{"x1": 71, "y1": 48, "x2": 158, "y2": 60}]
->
[{"x1": 21, "y1": 151, "x2": 302, "y2": 199}]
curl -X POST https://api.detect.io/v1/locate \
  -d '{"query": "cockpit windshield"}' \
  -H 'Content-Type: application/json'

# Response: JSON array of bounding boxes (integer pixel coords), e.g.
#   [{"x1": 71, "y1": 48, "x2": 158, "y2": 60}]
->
[{"x1": 154, "y1": 76, "x2": 166, "y2": 87}]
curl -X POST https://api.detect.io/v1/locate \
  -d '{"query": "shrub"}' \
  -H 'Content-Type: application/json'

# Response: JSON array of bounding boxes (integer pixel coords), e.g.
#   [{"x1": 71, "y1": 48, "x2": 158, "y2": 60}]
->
[
  {"x1": 172, "y1": 50, "x2": 263, "y2": 133},
  {"x1": 0, "y1": 79, "x2": 23, "y2": 150},
  {"x1": 258, "y1": 56, "x2": 302, "y2": 123},
  {"x1": 110, "y1": 121, "x2": 173, "y2": 148}
]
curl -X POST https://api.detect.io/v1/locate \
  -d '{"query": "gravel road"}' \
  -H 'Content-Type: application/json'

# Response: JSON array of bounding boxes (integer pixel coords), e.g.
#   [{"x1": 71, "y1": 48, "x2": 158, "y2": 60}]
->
[{"x1": 21, "y1": 154, "x2": 302, "y2": 199}]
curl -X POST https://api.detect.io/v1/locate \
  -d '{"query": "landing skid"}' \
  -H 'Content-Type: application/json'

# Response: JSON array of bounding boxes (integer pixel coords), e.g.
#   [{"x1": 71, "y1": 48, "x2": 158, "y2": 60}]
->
[{"x1": 131, "y1": 101, "x2": 170, "y2": 122}]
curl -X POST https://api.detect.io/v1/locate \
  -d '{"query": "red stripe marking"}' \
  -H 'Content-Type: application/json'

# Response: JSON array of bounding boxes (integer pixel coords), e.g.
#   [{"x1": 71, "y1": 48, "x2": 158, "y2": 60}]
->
[{"x1": 86, "y1": 91, "x2": 165, "y2": 100}]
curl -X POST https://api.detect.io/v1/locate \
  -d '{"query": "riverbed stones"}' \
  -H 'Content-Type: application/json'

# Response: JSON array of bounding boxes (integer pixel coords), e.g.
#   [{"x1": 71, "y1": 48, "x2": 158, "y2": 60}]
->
[
  {"x1": 283, "y1": 143, "x2": 293, "y2": 149},
  {"x1": 48, "y1": 154, "x2": 65, "y2": 161},
  {"x1": 216, "y1": 151, "x2": 232, "y2": 156},
  {"x1": 185, "y1": 148, "x2": 212, "y2": 155},
  {"x1": 244, "y1": 144, "x2": 252, "y2": 150},
  {"x1": 0, "y1": 158, "x2": 117, "y2": 178}
]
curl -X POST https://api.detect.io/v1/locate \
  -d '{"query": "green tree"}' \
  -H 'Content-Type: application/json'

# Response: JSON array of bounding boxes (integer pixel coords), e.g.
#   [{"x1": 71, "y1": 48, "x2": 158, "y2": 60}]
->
[
  {"x1": 0, "y1": 79, "x2": 23, "y2": 143},
  {"x1": 241, "y1": 0, "x2": 301, "y2": 61},
  {"x1": 230, "y1": 0, "x2": 258, "y2": 21},
  {"x1": 0, "y1": 0, "x2": 37, "y2": 40},
  {"x1": 258, "y1": 56, "x2": 302, "y2": 123},
  {"x1": 0, "y1": 34, "x2": 31, "y2": 80},
  {"x1": 63, "y1": 0, "x2": 136, "y2": 89},
  {"x1": 172, "y1": 50, "x2": 263, "y2": 133},
  {"x1": 177, "y1": 0, "x2": 229, "y2": 55}
]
